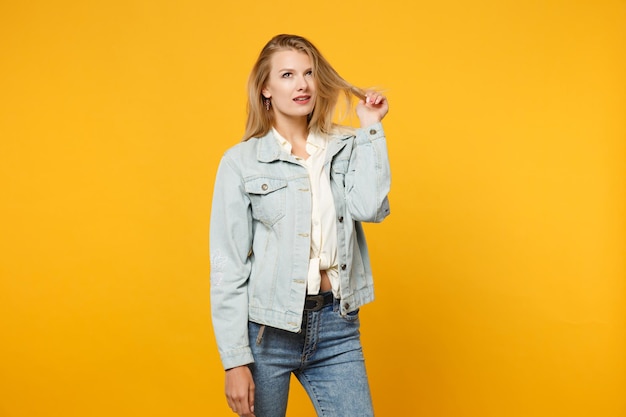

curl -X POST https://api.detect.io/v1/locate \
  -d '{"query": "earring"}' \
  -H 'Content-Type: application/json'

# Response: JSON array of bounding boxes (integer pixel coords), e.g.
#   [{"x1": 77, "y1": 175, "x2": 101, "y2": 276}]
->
[{"x1": 264, "y1": 98, "x2": 271, "y2": 111}]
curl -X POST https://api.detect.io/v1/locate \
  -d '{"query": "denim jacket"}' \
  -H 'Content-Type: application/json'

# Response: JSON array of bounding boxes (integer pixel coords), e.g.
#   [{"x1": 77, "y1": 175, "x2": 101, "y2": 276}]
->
[{"x1": 210, "y1": 122, "x2": 391, "y2": 370}]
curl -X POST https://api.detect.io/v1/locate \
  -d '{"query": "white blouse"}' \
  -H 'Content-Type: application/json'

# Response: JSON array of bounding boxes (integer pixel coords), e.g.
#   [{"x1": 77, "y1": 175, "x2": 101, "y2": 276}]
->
[{"x1": 273, "y1": 128, "x2": 340, "y2": 296}]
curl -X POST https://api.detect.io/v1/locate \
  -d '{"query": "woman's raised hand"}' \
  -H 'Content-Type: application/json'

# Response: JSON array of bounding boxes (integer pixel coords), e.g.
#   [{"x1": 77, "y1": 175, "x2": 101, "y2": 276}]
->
[{"x1": 356, "y1": 91, "x2": 389, "y2": 127}]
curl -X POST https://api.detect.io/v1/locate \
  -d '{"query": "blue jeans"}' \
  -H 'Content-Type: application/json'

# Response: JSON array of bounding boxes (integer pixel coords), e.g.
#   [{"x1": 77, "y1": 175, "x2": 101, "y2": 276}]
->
[{"x1": 247, "y1": 295, "x2": 374, "y2": 417}]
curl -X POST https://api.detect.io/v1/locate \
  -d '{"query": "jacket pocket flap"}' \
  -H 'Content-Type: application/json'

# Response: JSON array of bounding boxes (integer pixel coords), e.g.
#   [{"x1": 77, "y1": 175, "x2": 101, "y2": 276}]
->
[{"x1": 244, "y1": 177, "x2": 287, "y2": 195}]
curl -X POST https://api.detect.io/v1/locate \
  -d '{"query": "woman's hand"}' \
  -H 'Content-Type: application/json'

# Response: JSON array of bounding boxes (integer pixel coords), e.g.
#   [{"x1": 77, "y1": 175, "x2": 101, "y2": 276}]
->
[
  {"x1": 356, "y1": 91, "x2": 389, "y2": 127},
  {"x1": 225, "y1": 366, "x2": 256, "y2": 416}
]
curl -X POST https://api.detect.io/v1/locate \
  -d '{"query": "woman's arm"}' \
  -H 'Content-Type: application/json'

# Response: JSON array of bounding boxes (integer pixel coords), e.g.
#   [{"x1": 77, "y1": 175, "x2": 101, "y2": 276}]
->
[
  {"x1": 210, "y1": 153, "x2": 257, "y2": 416},
  {"x1": 344, "y1": 92, "x2": 391, "y2": 222}
]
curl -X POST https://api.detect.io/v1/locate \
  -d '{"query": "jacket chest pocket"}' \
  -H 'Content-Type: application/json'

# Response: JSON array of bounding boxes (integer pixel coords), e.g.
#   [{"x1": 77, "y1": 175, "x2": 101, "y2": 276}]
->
[{"x1": 244, "y1": 177, "x2": 287, "y2": 226}]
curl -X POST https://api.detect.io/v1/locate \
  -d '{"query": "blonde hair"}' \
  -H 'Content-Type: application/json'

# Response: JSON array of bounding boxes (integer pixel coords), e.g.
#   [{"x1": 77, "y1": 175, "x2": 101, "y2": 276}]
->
[{"x1": 243, "y1": 34, "x2": 365, "y2": 141}]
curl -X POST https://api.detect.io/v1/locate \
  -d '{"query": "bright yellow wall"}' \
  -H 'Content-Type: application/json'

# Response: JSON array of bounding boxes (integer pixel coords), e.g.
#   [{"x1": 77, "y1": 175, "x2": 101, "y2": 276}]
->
[{"x1": 1, "y1": 1, "x2": 624, "y2": 416}]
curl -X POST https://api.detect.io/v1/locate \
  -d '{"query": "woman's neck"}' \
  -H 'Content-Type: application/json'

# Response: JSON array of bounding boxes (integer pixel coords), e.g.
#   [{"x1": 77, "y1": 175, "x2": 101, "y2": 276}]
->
[
  {"x1": 273, "y1": 116, "x2": 309, "y2": 144},
  {"x1": 273, "y1": 116, "x2": 310, "y2": 159}
]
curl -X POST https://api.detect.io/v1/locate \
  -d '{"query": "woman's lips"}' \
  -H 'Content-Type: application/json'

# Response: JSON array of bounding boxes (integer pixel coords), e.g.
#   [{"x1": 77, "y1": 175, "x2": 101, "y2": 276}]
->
[{"x1": 293, "y1": 95, "x2": 311, "y2": 104}]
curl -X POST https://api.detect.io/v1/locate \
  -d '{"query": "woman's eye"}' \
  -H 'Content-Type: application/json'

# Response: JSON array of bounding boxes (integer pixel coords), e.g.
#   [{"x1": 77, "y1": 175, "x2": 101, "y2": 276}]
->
[
  {"x1": 306, "y1": 70, "x2": 313, "y2": 76},
  {"x1": 281, "y1": 72, "x2": 292, "y2": 78}
]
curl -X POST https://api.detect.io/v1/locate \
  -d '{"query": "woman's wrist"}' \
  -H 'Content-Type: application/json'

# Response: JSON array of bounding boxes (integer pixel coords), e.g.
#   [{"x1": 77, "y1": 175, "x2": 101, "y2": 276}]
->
[{"x1": 358, "y1": 117, "x2": 381, "y2": 128}]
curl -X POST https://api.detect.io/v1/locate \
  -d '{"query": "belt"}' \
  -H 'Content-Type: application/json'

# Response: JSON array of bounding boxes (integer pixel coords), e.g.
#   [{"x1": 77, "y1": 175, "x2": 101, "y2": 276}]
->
[{"x1": 303, "y1": 292, "x2": 335, "y2": 311}]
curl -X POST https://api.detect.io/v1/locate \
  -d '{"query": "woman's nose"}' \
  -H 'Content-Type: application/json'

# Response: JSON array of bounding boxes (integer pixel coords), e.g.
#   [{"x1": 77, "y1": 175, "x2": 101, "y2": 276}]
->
[{"x1": 297, "y1": 76, "x2": 308, "y2": 90}]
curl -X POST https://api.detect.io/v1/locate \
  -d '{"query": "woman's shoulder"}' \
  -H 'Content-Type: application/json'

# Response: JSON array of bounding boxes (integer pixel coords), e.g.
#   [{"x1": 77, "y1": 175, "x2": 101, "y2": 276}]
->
[{"x1": 222, "y1": 131, "x2": 274, "y2": 160}]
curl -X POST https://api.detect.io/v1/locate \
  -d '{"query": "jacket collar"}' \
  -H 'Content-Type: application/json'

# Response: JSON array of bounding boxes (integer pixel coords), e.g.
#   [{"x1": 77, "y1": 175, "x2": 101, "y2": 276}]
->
[{"x1": 256, "y1": 129, "x2": 353, "y2": 163}]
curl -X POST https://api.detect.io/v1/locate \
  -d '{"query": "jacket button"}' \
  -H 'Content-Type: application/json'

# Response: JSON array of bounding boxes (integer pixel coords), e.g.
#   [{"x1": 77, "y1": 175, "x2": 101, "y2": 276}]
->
[
  {"x1": 340, "y1": 264, "x2": 346, "y2": 270},
  {"x1": 338, "y1": 216, "x2": 344, "y2": 222},
  {"x1": 261, "y1": 184, "x2": 268, "y2": 191},
  {"x1": 369, "y1": 129, "x2": 377, "y2": 135}
]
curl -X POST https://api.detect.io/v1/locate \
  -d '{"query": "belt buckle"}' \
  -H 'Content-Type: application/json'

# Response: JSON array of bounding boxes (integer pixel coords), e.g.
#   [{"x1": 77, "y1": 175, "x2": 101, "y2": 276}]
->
[{"x1": 306, "y1": 294, "x2": 324, "y2": 311}]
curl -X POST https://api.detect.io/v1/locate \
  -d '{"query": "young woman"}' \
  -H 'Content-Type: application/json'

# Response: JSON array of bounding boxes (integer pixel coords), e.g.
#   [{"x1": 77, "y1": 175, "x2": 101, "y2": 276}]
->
[{"x1": 210, "y1": 34, "x2": 391, "y2": 417}]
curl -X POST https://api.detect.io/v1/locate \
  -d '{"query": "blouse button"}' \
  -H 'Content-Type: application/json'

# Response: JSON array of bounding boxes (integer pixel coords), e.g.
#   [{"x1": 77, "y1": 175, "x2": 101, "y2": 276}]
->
[
  {"x1": 340, "y1": 264, "x2": 347, "y2": 270},
  {"x1": 338, "y1": 216, "x2": 344, "y2": 222},
  {"x1": 369, "y1": 129, "x2": 377, "y2": 135},
  {"x1": 261, "y1": 184, "x2": 268, "y2": 191},
  {"x1": 344, "y1": 303, "x2": 350, "y2": 310}
]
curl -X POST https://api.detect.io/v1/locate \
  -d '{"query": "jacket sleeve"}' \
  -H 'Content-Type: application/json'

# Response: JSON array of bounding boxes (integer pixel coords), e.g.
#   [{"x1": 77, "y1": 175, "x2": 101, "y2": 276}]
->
[
  {"x1": 344, "y1": 122, "x2": 391, "y2": 223},
  {"x1": 209, "y1": 152, "x2": 254, "y2": 370}
]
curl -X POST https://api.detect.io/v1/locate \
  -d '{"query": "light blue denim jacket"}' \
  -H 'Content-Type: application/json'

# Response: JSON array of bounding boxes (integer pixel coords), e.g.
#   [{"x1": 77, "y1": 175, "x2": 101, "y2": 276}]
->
[{"x1": 210, "y1": 122, "x2": 391, "y2": 370}]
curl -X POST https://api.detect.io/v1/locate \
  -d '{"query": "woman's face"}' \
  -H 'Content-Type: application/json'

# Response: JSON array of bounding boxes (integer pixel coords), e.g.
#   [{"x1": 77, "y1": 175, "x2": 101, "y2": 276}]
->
[{"x1": 262, "y1": 49, "x2": 316, "y2": 122}]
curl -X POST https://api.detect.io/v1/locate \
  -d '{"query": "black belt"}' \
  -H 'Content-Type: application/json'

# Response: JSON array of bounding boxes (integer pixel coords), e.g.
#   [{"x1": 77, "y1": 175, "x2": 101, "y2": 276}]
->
[{"x1": 304, "y1": 292, "x2": 335, "y2": 311}]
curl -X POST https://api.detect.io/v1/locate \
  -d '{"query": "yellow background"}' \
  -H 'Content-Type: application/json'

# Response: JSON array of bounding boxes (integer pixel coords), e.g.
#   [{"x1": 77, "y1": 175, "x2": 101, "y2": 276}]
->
[{"x1": 1, "y1": 0, "x2": 624, "y2": 416}]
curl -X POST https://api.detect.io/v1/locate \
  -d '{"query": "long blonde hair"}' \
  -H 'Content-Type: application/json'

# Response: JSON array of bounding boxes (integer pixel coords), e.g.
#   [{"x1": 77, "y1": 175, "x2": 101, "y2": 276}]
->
[{"x1": 243, "y1": 34, "x2": 365, "y2": 141}]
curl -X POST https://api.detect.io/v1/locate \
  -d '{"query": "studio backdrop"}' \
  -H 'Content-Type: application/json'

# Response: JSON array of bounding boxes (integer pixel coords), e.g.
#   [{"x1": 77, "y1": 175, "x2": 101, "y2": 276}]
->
[{"x1": 1, "y1": 1, "x2": 624, "y2": 416}]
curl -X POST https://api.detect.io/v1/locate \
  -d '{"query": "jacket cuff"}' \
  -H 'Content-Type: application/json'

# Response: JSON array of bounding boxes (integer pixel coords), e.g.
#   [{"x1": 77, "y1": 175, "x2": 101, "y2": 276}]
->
[
  {"x1": 221, "y1": 346, "x2": 255, "y2": 370},
  {"x1": 355, "y1": 122, "x2": 384, "y2": 144}
]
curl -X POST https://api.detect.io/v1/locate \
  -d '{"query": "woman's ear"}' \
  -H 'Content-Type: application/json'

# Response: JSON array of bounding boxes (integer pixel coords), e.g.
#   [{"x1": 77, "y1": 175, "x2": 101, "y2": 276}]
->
[{"x1": 261, "y1": 88, "x2": 270, "y2": 99}]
